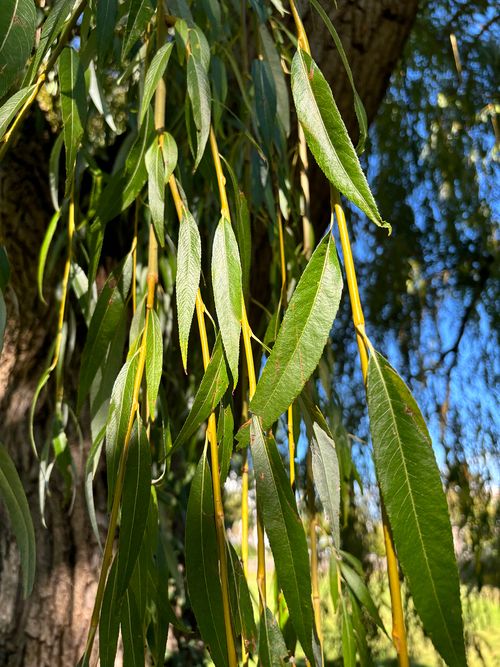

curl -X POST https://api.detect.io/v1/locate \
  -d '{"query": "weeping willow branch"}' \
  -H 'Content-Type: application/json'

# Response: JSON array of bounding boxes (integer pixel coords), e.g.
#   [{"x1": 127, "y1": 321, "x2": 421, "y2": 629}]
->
[{"x1": 332, "y1": 189, "x2": 410, "y2": 667}]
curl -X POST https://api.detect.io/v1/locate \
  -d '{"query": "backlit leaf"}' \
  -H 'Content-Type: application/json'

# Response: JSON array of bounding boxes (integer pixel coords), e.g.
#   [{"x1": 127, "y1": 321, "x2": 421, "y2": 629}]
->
[
  {"x1": 176, "y1": 208, "x2": 201, "y2": 372},
  {"x1": 0, "y1": 444, "x2": 36, "y2": 597},
  {"x1": 291, "y1": 50, "x2": 389, "y2": 231},
  {"x1": 250, "y1": 416, "x2": 314, "y2": 662},
  {"x1": 367, "y1": 349, "x2": 466, "y2": 666},
  {"x1": 185, "y1": 450, "x2": 229, "y2": 667},
  {"x1": 37, "y1": 210, "x2": 61, "y2": 305},
  {"x1": 212, "y1": 217, "x2": 242, "y2": 389},
  {"x1": 0, "y1": 85, "x2": 36, "y2": 140},
  {"x1": 251, "y1": 233, "x2": 342, "y2": 428},
  {"x1": 171, "y1": 336, "x2": 229, "y2": 453},
  {"x1": 341, "y1": 596, "x2": 356, "y2": 667}
]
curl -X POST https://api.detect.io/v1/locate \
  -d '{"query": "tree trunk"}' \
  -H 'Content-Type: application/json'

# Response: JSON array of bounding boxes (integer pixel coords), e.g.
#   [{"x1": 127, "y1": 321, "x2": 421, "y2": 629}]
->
[{"x1": 0, "y1": 2, "x2": 418, "y2": 664}]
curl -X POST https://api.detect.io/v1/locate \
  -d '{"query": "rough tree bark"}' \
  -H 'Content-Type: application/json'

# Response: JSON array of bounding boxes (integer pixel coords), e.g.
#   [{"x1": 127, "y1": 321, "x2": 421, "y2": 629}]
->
[{"x1": 0, "y1": 2, "x2": 418, "y2": 664}]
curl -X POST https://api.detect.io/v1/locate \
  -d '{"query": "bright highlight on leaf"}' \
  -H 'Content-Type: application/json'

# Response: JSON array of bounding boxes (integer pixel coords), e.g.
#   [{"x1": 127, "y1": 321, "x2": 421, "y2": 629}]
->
[
  {"x1": 291, "y1": 49, "x2": 390, "y2": 232},
  {"x1": 176, "y1": 208, "x2": 201, "y2": 372}
]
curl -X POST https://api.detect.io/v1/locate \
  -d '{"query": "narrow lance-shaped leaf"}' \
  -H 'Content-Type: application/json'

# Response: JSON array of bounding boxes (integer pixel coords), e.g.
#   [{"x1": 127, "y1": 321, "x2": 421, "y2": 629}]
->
[
  {"x1": 226, "y1": 540, "x2": 257, "y2": 654},
  {"x1": 176, "y1": 208, "x2": 201, "y2": 372},
  {"x1": 291, "y1": 50, "x2": 389, "y2": 231},
  {"x1": 340, "y1": 561, "x2": 386, "y2": 633},
  {"x1": 0, "y1": 85, "x2": 37, "y2": 140},
  {"x1": 145, "y1": 137, "x2": 166, "y2": 246},
  {"x1": 99, "y1": 558, "x2": 122, "y2": 667},
  {"x1": 78, "y1": 254, "x2": 133, "y2": 411},
  {"x1": 259, "y1": 24, "x2": 290, "y2": 137},
  {"x1": 0, "y1": 444, "x2": 36, "y2": 597},
  {"x1": 26, "y1": 0, "x2": 74, "y2": 82},
  {"x1": 96, "y1": 0, "x2": 117, "y2": 64},
  {"x1": 121, "y1": 589, "x2": 144, "y2": 667},
  {"x1": 171, "y1": 335, "x2": 229, "y2": 453},
  {"x1": 187, "y1": 52, "x2": 211, "y2": 170},
  {"x1": 161, "y1": 132, "x2": 178, "y2": 182},
  {"x1": 341, "y1": 595, "x2": 356, "y2": 667},
  {"x1": 185, "y1": 450, "x2": 229, "y2": 667},
  {"x1": 251, "y1": 232, "x2": 342, "y2": 428},
  {"x1": 212, "y1": 217, "x2": 243, "y2": 389},
  {"x1": 0, "y1": 0, "x2": 36, "y2": 97},
  {"x1": 122, "y1": 0, "x2": 154, "y2": 59},
  {"x1": 311, "y1": 423, "x2": 341, "y2": 548},
  {"x1": 308, "y1": 0, "x2": 368, "y2": 153},
  {"x1": 250, "y1": 417, "x2": 315, "y2": 662},
  {"x1": 115, "y1": 417, "x2": 152, "y2": 598},
  {"x1": 258, "y1": 606, "x2": 288, "y2": 667},
  {"x1": 145, "y1": 309, "x2": 163, "y2": 418},
  {"x1": 367, "y1": 349, "x2": 466, "y2": 667},
  {"x1": 38, "y1": 210, "x2": 61, "y2": 305},
  {"x1": 59, "y1": 48, "x2": 87, "y2": 195},
  {"x1": 139, "y1": 42, "x2": 174, "y2": 126}
]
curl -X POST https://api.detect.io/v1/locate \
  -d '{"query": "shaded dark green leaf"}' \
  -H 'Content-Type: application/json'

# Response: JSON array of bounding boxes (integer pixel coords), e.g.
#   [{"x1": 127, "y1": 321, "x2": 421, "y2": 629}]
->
[
  {"x1": 0, "y1": 0, "x2": 36, "y2": 97},
  {"x1": 122, "y1": 0, "x2": 154, "y2": 59},
  {"x1": 340, "y1": 561, "x2": 386, "y2": 633},
  {"x1": 187, "y1": 53, "x2": 211, "y2": 170},
  {"x1": 185, "y1": 450, "x2": 229, "y2": 667},
  {"x1": 96, "y1": 0, "x2": 117, "y2": 64},
  {"x1": 121, "y1": 589, "x2": 144, "y2": 667},
  {"x1": 258, "y1": 606, "x2": 288, "y2": 667},
  {"x1": 250, "y1": 417, "x2": 314, "y2": 662},
  {"x1": 311, "y1": 423, "x2": 340, "y2": 548},
  {"x1": 99, "y1": 558, "x2": 122, "y2": 667},
  {"x1": 59, "y1": 48, "x2": 87, "y2": 194},
  {"x1": 0, "y1": 444, "x2": 36, "y2": 597},
  {"x1": 227, "y1": 540, "x2": 257, "y2": 653}
]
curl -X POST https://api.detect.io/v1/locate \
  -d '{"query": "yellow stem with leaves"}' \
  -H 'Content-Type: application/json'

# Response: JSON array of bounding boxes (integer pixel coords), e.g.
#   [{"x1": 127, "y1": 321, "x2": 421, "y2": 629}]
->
[{"x1": 332, "y1": 192, "x2": 409, "y2": 667}]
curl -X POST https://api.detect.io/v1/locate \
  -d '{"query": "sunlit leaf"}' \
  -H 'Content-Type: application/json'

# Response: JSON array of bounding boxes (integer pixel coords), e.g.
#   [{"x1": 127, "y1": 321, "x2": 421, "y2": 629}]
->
[
  {"x1": 251, "y1": 233, "x2": 342, "y2": 428},
  {"x1": 145, "y1": 309, "x2": 163, "y2": 418},
  {"x1": 59, "y1": 48, "x2": 87, "y2": 194},
  {"x1": 145, "y1": 136, "x2": 166, "y2": 246},
  {"x1": 367, "y1": 349, "x2": 466, "y2": 666},
  {"x1": 176, "y1": 208, "x2": 201, "y2": 372},
  {"x1": 0, "y1": 0, "x2": 36, "y2": 97},
  {"x1": 140, "y1": 42, "x2": 174, "y2": 126},
  {"x1": 311, "y1": 422, "x2": 340, "y2": 548},
  {"x1": 187, "y1": 52, "x2": 211, "y2": 170}
]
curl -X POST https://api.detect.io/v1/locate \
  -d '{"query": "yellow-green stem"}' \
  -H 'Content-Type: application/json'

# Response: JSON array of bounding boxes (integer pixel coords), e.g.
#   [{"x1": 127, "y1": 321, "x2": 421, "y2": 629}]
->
[
  {"x1": 289, "y1": 0, "x2": 311, "y2": 54},
  {"x1": 332, "y1": 191, "x2": 409, "y2": 667},
  {"x1": 169, "y1": 172, "x2": 237, "y2": 667}
]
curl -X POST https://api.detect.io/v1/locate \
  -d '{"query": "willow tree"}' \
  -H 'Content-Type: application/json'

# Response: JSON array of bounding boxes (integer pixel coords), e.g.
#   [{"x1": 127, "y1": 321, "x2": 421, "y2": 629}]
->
[{"x1": 0, "y1": 1, "x2": 471, "y2": 666}]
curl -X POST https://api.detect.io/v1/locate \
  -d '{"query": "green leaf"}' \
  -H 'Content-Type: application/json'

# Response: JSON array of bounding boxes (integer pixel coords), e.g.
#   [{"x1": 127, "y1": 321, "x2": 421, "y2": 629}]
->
[
  {"x1": 0, "y1": 0, "x2": 36, "y2": 97},
  {"x1": 0, "y1": 444, "x2": 36, "y2": 597},
  {"x1": 84, "y1": 427, "x2": 105, "y2": 550},
  {"x1": 185, "y1": 450, "x2": 229, "y2": 667},
  {"x1": 121, "y1": 589, "x2": 144, "y2": 667},
  {"x1": 0, "y1": 291, "x2": 5, "y2": 355},
  {"x1": 106, "y1": 353, "x2": 140, "y2": 504},
  {"x1": 251, "y1": 233, "x2": 342, "y2": 428},
  {"x1": 96, "y1": 109, "x2": 155, "y2": 226},
  {"x1": 115, "y1": 418, "x2": 151, "y2": 598},
  {"x1": 221, "y1": 157, "x2": 251, "y2": 300},
  {"x1": 176, "y1": 208, "x2": 201, "y2": 372},
  {"x1": 0, "y1": 85, "x2": 36, "y2": 139},
  {"x1": 367, "y1": 349, "x2": 466, "y2": 667},
  {"x1": 122, "y1": 0, "x2": 154, "y2": 59},
  {"x1": 99, "y1": 558, "x2": 122, "y2": 667},
  {"x1": 187, "y1": 52, "x2": 211, "y2": 170},
  {"x1": 139, "y1": 42, "x2": 173, "y2": 126},
  {"x1": 161, "y1": 131, "x2": 178, "y2": 181},
  {"x1": 146, "y1": 309, "x2": 163, "y2": 418},
  {"x1": 26, "y1": 0, "x2": 74, "y2": 81},
  {"x1": 259, "y1": 24, "x2": 290, "y2": 137},
  {"x1": 250, "y1": 416, "x2": 314, "y2": 662},
  {"x1": 0, "y1": 247, "x2": 9, "y2": 291},
  {"x1": 37, "y1": 210, "x2": 60, "y2": 305},
  {"x1": 340, "y1": 561, "x2": 386, "y2": 633},
  {"x1": 258, "y1": 606, "x2": 288, "y2": 667},
  {"x1": 49, "y1": 132, "x2": 64, "y2": 211},
  {"x1": 349, "y1": 592, "x2": 373, "y2": 667},
  {"x1": 252, "y1": 58, "x2": 277, "y2": 150},
  {"x1": 311, "y1": 422, "x2": 340, "y2": 548},
  {"x1": 227, "y1": 540, "x2": 257, "y2": 653},
  {"x1": 329, "y1": 556, "x2": 340, "y2": 612},
  {"x1": 78, "y1": 254, "x2": 133, "y2": 411},
  {"x1": 96, "y1": 0, "x2": 117, "y2": 64},
  {"x1": 211, "y1": 217, "x2": 242, "y2": 389},
  {"x1": 59, "y1": 48, "x2": 87, "y2": 194},
  {"x1": 217, "y1": 404, "x2": 233, "y2": 485},
  {"x1": 341, "y1": 596, "x2": 356, "y2": 667},
  {"x1": 145, "y1": 136, "x2": 166, "y2": 246},
  {"x1": 171, "y1": 335, "x2": 229, "y2": 453},
  {"x1": 308, "y1": 0, "x2": 368, "y2": 154},
  {"x1": 291, "y1": 50, "x2": 389, "y2": 231}
]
